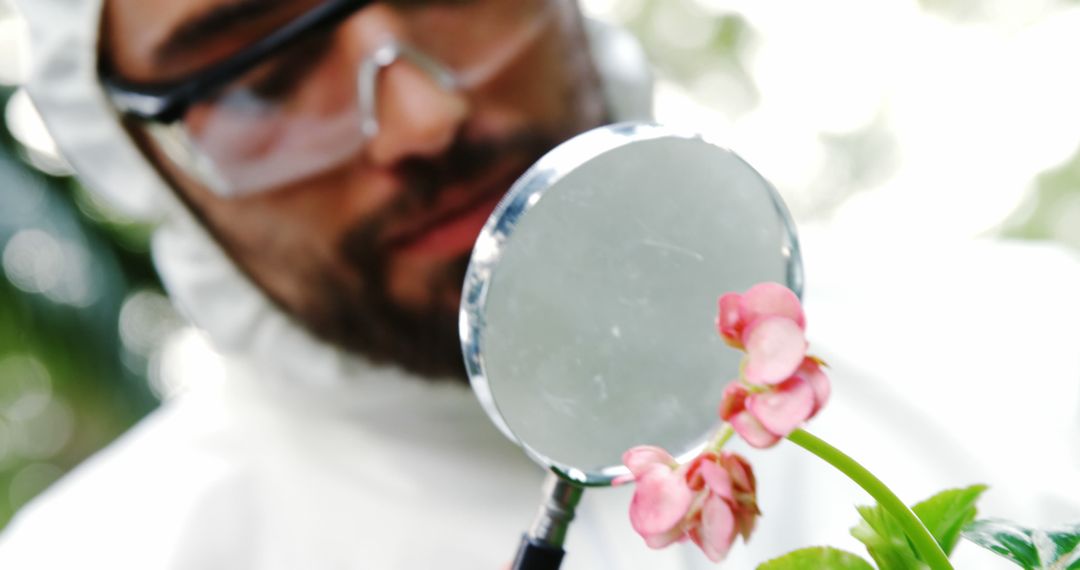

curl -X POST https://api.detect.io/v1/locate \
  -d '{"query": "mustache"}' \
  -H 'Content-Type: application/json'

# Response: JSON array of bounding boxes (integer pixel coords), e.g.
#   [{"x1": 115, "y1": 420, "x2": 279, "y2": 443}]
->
[
  {"x1": 339, "y1": 129, "x2": 557, "y2": 276},
  {"x1": 392, "y1": 129, "x2": 555, "y2": 204}
]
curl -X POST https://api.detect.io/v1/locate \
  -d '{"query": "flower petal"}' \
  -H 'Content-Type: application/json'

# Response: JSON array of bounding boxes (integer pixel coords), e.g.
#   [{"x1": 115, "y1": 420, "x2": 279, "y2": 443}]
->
[
  {"x1": 643, "y1": 525, "x2": 687, "y2": 549},
  {"x1": 744, "y1": 317, "x2": 807, "y2": 385},
  {"x1": 747, "y1": 376, "x2": 815, "y2": 437},
  {"x1": 623, "y1": 445, "x2": 676, "y2": 478},
  {"x1": 732, "y1": 500, "x2": 759, "y2": 542},
  {"x1": 629, "y1": 465, "x2": 693, "y2": 537},
  {"x1": 716, "y1": 293, "x2": 746, "y2": 347},
  {"x1": 719, "y1": 452, "x2": 756, "y2": 496},
  {"x1": 697, "y1": 459, "x2": 734, "y2": 500},
  {"x1": 729, "y1": 409, "x2": 781, "y2": 448},
  {"x1": 743, "y1": 282, "x2": 805, "y2": 329},
  {"x1": 682, "y1": 452, "x2": 714, "y2": 492},
  {"x1": 718, "y1": 381, "x2": 749, "y2": 421},
  {"x1": 798, "y1": 357, "x2": 831, "y2": 417},
  {"x1": 691, "y1": 494, "x2": 736, "y2": 562}
]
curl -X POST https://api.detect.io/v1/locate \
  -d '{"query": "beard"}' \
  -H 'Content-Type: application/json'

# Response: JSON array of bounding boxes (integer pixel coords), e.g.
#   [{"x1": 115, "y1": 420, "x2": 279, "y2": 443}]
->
[{"x1": 298, "y1": 130, "x2": 558, "y2": 381}]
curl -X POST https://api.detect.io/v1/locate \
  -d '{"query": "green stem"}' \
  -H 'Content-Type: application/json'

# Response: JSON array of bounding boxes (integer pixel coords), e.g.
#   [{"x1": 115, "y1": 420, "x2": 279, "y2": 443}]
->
[
  {"x1": 710, "y1": 423, "x2": 735, "y2": 453},
  {"x1": 786, "y1": 428, "x2": 953, "y2": 570}
]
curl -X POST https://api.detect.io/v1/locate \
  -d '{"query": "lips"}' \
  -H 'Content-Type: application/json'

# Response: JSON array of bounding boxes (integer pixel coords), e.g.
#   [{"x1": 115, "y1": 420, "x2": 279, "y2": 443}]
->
[{"x1": 381, "y1": 158, "x2": 527, "y2": 261}]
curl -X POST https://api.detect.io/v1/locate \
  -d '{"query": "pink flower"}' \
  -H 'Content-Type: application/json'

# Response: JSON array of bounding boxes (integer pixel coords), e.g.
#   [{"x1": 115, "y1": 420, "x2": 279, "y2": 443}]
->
[
  {"x1": 621, "y1": 282, "x2": 828, "y2": 561},
  {"x1": 685, "y1": 452, "x2": 759, "y2": 544},
  {"x1": 716, "y1": 283, "x2": 808, "y2": 385},
  {"x1": 622, "y1": 447, "x2": 760, "y2": 562},
  {"x1": 623, "y1": 446, "x2": 694, "y2": 548},
  {"x1": 719, "y1": 357, "x2": 830, "y2": 448}
]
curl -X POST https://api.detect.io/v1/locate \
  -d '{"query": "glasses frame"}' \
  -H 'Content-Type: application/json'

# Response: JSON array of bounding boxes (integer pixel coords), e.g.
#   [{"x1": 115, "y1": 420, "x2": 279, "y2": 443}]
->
[{"x1": 99, "y1": 0, "x2": 374, "y2": 123}]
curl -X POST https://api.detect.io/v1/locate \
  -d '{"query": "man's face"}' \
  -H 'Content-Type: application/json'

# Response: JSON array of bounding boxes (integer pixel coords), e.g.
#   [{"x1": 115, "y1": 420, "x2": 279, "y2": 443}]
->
[{"x1": 100, "y1": 0, "x2": 607, "y2": 378}]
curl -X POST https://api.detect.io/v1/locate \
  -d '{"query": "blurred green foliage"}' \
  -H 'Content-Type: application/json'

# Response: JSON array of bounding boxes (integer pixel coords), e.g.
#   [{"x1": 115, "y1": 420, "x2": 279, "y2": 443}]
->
[
  {"x1": 0, "y1": 86, "x2": 159, "y2": 529},
  {"x1": 622, "y1": 0, "x2": 759, "y2": 116},
  {"x1": 1003, "y1": 144, "x2": 1080, "y2": 251}
]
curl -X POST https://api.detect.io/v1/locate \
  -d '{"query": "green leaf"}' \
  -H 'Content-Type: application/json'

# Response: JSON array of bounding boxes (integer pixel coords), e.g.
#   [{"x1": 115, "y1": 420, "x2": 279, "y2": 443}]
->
[
  {"x1": 963, "y1": 519, "x2": 1080, "y2": 569},
  {"x1": 911, "y1": 485, "x2": 987, "y2": 555},
  {"x1": 850, "y1": 485, "x2": 987, "y2": 569},
  {"x1": 756, "y1": 546, "x2": 876, "y2": 570},
  {"x1": 851, "y1": 504, "x2": 927, "y2": 570}
]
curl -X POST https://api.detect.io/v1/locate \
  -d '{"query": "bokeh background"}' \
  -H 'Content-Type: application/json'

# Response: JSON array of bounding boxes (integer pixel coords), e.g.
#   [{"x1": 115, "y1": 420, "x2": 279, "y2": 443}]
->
[{"x1": 1, "y1": 0, "x2": 1079, "y2": 530}]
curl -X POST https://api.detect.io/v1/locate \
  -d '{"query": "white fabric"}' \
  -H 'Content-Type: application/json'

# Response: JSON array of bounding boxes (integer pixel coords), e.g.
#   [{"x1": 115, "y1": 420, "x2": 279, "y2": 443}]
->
[
  {"x1": 0, "y1": 357, "x2": 694, "y2": 569},
  {"x1": 12, "y1": 0, "x2": 170, "y2": 219}
]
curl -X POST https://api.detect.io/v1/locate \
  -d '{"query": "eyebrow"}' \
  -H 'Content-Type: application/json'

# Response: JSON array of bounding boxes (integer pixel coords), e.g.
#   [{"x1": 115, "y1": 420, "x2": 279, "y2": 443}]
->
[
  {"x1": 155, "y1": 0, "x2": 295, "y2": 64},
  {"x1": 153, "y1": 0, "x2": 477, "y2": 66}
]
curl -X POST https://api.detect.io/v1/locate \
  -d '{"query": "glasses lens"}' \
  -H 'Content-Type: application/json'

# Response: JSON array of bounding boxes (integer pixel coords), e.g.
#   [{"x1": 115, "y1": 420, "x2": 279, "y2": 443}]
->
[
  {"x1": 172, "y1": 0, "x2": 567, "y2": 198},
  {"x1": 179, "y1": 33, "x2": 364, "y2": 197},
  {"x1": 401, "y1": 0, "x2": 558, "y2": 88}
]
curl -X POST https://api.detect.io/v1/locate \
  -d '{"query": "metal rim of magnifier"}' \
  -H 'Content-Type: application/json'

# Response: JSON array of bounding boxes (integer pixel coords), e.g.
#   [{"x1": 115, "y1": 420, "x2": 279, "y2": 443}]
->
[{"x1": 459, "y1": 121, "x2": 804, "y2": 485}]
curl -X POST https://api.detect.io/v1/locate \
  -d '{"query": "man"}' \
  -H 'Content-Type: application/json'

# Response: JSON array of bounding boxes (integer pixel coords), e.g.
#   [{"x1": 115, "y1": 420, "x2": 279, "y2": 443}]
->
[
  {"x1": 101, "y1": 0, "x2": 616, "y2": 382},
  {"x1": 0, "y1": 0, "x2": 687, "y2": 568}
]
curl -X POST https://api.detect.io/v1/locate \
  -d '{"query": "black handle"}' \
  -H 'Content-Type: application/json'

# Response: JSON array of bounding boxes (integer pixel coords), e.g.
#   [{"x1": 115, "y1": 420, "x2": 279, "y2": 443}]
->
[{"x1": 511, "y1": 534, "x2": 565, "y2": 570}]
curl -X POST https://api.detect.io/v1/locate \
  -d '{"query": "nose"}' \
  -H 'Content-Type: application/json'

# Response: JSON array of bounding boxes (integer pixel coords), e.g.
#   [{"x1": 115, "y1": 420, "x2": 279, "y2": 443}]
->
[
  {"x1": 341, "y1": 6, "x2": 469, "y2": 168},
  {"x1": 361, "y1": 43, "x2": 469, "y2": 167}
]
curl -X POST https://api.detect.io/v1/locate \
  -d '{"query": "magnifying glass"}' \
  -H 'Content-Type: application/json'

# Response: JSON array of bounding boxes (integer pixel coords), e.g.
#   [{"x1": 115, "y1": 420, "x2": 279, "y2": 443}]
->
[{"x1": 460, "y1": 122, "x2": 802, "y2": 569}]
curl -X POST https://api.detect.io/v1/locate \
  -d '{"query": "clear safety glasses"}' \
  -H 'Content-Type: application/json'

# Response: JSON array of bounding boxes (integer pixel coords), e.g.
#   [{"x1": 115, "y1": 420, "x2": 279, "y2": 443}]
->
[{"x1": 99, "y1": 0, "x2": 567, "y2": 198}]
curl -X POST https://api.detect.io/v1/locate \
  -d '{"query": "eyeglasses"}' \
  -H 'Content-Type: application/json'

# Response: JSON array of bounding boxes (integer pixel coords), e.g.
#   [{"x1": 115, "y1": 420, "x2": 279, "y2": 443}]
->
[{"x1": 100, "y1": 0, "x2": 566, "y2": 198}]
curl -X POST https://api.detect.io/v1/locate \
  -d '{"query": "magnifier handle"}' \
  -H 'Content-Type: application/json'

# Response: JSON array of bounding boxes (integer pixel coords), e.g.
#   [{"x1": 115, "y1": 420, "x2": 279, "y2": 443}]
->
[
  {"x1": 511, "y1": 535, "x2": 565, "y2": 570},
  {"x1": 511, "y1": 473, "x2": 583, "y2": 570}
]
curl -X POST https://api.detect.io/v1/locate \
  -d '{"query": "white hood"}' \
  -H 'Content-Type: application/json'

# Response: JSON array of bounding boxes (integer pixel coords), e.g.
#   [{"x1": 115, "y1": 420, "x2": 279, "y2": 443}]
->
[
  {"x1": 13, "y1": 0, "x2": 655, "y2": 396},
  {"x1": 14, "y1": 0, "x2": 170, "y2": 219}
]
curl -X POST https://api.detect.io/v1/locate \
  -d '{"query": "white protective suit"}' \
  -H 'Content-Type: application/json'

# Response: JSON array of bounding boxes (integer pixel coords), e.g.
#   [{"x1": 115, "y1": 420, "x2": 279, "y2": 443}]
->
[{"x1": 3, "y1": 0, "x2": 1080, "y2": 569}]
